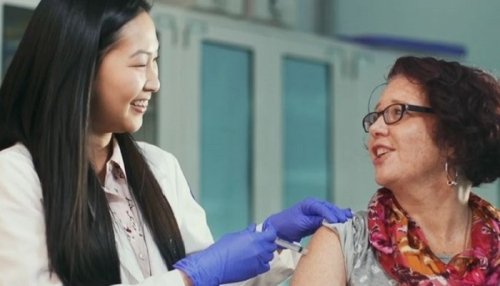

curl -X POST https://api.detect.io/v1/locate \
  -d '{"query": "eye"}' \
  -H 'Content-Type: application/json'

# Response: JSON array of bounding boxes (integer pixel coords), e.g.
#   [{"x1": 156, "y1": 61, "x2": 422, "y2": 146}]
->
[
  {"x1": 394, "y1": 107, "x2": 403, "y2": 116},
  {"x1": 389, "y1": 105, "x2": 403, "y2": 116}
]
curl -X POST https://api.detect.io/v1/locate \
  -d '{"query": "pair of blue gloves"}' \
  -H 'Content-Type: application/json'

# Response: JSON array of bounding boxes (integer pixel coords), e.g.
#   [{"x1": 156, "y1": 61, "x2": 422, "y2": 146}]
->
[{"x1": 174, "y1": 198, "x2": 352, "y2": 286}]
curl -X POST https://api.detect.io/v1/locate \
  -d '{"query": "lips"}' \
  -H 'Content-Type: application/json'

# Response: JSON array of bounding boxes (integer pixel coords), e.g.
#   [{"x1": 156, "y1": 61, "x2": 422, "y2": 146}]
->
[
  {"x1": 131, "y1": 99, "x2": 149, "y2": 108},
  {"x1": 130, "y1": 99, "x2": 149, "y2": 113},
  {"x1": 371, "y1": 144, "x2": 394, "y2": 162}
]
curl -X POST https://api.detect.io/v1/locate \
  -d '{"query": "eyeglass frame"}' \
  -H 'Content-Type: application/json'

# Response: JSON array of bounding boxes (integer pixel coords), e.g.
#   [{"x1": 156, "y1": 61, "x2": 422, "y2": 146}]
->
[{"x1": 362, "y1": 103, "x2": 434, "y2": 133}]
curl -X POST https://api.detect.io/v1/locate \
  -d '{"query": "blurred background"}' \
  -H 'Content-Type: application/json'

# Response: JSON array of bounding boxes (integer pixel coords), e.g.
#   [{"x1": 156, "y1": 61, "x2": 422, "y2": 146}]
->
[{"x1": 2, "y1": 0, "x2": 498, "y2": 247}]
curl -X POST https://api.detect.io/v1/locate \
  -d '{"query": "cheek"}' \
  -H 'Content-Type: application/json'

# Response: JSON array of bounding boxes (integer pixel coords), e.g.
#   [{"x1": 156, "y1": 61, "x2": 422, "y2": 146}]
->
[
  {"x1": 101, "y1": 77, "x2": 144, "y2": 108},
  {"x1": 397, "y1": 125, "x2": 442, "y2": 167},
  {"x1": 117, "y1": 79, "x2": 142, "y2": 102}
]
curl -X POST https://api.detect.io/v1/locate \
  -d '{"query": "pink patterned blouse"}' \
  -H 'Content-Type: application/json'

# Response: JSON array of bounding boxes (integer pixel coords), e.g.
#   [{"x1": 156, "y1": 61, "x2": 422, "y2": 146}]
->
[{"x1": 102, "y1": 140, "x2": 151, "y2": 278}]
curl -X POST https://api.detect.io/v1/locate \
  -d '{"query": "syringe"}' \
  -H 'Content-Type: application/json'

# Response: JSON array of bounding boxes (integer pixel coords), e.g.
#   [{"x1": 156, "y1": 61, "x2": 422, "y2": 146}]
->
[{"x1": 275, "y1": 238, "x2": 308, "y2": 255}]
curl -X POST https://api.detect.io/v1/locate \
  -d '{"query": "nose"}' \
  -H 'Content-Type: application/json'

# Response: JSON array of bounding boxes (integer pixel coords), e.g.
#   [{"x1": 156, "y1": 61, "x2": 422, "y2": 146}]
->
[
  {"x1": 144, "y1": 65, "x2": 160, "y2": 93},
  {"x1": 369, "y1": 115, "x2": 388, "y2": 137}
]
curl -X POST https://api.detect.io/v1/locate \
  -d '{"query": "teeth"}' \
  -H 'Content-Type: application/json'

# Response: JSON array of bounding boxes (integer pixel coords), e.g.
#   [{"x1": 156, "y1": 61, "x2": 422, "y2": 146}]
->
[
  {"x1": 131, "y1": 99, "x2": 148, "y2": 108},
  {"x1": 375, "y1": 147, "x2": 390, "y2": 158}
]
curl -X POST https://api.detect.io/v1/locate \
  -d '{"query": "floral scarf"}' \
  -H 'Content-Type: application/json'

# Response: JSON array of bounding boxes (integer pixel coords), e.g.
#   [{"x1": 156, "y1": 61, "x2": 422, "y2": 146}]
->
[{"x1": 368, "y1": 188, "x2": 499, "y2": 285}]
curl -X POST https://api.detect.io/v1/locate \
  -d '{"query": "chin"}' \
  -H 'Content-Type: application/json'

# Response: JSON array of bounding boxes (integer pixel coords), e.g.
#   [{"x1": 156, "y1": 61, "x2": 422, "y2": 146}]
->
[
  {"x1": 374, "y1": 173, "x2": 391, "y2": 188},
  {"x1": 130, "y1": 126, "x2": 143, "y2": 134},
  {"x1": 123, "y1": 123, "x2": 143, "y2": 134}
]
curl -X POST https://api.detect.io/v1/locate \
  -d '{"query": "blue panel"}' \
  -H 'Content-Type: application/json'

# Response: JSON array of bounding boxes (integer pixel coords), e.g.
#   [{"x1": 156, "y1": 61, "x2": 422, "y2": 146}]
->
[
  {"x1": 337, "y1": 35, "x2": 467, "y2": 57},
  {"x1": 283, "y1": 57, "x2": 330, "y2": 208},
  {"x1": 201, "y1": 42, "x2": 252, "y2": 239}
]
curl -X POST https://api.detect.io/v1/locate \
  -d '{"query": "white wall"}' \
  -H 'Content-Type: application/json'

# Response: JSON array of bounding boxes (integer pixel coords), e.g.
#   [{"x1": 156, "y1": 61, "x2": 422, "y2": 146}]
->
[{"x1": 332, "y1": 0, "x2": 500, "y2": 74}]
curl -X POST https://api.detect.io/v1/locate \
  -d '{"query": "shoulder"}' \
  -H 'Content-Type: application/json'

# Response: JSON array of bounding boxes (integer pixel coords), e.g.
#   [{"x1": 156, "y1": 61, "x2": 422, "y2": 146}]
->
[
  {"x1": 325, "y1": 211, "x2": 368, "y2": 243},
  {"x1": 136, "y1": 141, "x2": 175, "y2": 161},
  {"x1": 323, "y1": 211, "x2": 369, "y2": 257},
  {"x1": 136, "y1": 142, "x2": 179, "y2": 171},
  {"x1": 0, "y1": 143, "x2": 37, "y2": 176},
  {"x1": 0, "y1": 143, "x2": 42, "y2": 201},
  {"x1": 135, "y1": 142, "x2": 185, "y2": 185},
  {"x1": 0, "y1": 142, "x2": 34, "y2": 165}
]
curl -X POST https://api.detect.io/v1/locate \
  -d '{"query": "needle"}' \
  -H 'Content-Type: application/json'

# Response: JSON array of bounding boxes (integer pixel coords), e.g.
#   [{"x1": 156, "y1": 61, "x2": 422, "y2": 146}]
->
[{"x1": 275, "y1": 237, "x2": 308, "y2": 255}]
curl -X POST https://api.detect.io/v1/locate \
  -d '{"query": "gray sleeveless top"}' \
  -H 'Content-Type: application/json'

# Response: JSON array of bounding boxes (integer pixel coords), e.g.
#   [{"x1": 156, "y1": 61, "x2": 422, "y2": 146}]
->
[
  {"x1": 324, "y1": 211, "x2": 397, "y2": 285},
  {"x1": 325, "y1": 211, "x2": 454, "y2": 285}
]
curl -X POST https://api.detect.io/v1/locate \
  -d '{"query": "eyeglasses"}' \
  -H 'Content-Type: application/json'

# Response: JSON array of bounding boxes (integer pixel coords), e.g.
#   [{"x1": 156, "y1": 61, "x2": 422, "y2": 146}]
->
[{"x1": 362, "y1": 103, "x2": 434, "y2": 132}]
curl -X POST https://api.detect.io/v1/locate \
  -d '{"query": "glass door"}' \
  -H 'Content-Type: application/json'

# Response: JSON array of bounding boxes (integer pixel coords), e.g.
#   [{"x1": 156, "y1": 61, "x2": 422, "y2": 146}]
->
[
  {"x1": 282, "y1": 57, "x2": 331, "y2": 207},
  {"x1": 200, "y1": 42, "x2": 253, "y2": 236}
]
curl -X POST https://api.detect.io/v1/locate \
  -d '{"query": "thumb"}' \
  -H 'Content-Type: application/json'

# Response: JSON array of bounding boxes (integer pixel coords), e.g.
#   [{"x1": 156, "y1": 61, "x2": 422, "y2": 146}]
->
[
  {"x1": 246, "y1": 223, "x2": 257, "y2": 232},
  {"x1": 305, "y1": 216, "x2": 323, "y2": 229},
  {"x1": 262, "y1": 218, "x2": 275, "y2": 232},
  {"x1": 262, "y1": 223, "x2": 277, "y2": 237}
]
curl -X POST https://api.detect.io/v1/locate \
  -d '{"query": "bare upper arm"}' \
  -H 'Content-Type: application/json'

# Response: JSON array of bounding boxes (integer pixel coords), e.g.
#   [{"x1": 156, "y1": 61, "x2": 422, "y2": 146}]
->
[{"x1": 291, "y1": 226, "x2": 346, "y2": 286}]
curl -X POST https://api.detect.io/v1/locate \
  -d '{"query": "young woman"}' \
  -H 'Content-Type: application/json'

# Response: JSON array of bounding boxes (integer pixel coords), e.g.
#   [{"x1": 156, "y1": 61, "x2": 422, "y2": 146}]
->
[
  {"x1": 0, "y1": 0, "x2": 352, "y2": 285},
  {"x1": 291, "y1": 56, "x2": 500, "y2": 285}
]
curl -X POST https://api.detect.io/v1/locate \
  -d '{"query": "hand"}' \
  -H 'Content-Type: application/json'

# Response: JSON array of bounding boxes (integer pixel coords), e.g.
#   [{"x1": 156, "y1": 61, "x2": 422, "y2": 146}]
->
[
  {"x1": 174, "y1": 224, "x2": 277, "y2": 286},
  {"x1": 263, "y1": 198, "x2": 352, "y2": 242}
]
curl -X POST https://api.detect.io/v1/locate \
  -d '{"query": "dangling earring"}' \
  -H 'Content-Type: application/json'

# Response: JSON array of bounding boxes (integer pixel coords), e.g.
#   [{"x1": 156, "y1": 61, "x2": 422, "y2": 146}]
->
[
  {"x1": 445, "y1": 161, "x2": 458, "y2": 186},
  {"x1": 445, "y1": 161, "x2": 472, "y2": 204},
  {"x1": 457, "y1": 180, "x2": 472, "y2": 204}
]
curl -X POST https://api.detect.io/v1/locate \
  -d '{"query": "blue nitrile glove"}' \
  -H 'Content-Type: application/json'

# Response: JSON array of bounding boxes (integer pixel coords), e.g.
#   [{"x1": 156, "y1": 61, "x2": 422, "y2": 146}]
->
[
  {"x1": 174, "y1": 224, "x2": 277, "y2": 286},
  {"x1": 263, "y1": 198, "x2": 352, "y2": 243}
]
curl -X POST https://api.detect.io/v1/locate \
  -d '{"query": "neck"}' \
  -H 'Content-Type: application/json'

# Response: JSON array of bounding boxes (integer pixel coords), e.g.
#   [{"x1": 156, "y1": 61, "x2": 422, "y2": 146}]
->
[
  {"x1": 390, "y1": 174, "x2": 467, "y2": 216},
  {"x1": 390, "y1": 182, "x2": 471, "y2": 256},
  {"x1": 88, "y1": 132, "x2": 113, "y2": 183}
]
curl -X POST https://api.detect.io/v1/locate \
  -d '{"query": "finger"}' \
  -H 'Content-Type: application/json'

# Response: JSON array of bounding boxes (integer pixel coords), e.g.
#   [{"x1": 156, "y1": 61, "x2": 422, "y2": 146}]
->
[
  {"x1": 298, "y1": 198, "x2": 323, "y2": 216},
  {"x1": 327, "y1": 203, "x2": 353, "y2": 217},
  {"x1": 322, "y1": 202, "x2": 354, "y2": 222},
  {"x1": 256, "y1": 260, "x2": 271, "y2": 275},
  {"x1": 304, "y1": 216, "x2": 323, "y2": 229},
  {"x1": 263, "y1": 222, "x2": 276, "y2": 234},
  {"x1": 300, "y1": 198, "x2": 352, "y2": 223},
  {"x1": 260, "y1": 226, "x2": 277, "y2": 241},
  {"x1": 257, "y1": 241, "x2": 276, "y2": 262},
  {"x1": 246, "y1": 223, "x2": 257, "y2": 232},
  {"x1": 345, "y1": 208, "x2": 354, "y2": 218},
  {"x1": 261, "y1": 237, "x2": 278, "y2": 251},
  {"x1": 305, "y1": 200, "x2": 347, "y2": 223},
  {"x1": 258, "y1": 247, "x2": 275, "y2": 262}
]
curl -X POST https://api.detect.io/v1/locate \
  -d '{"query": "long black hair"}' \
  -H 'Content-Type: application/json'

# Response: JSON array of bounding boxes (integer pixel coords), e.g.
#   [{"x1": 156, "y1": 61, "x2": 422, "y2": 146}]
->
[{"x1": 0, "y1": 0, "x2": 186, "y2": 284}]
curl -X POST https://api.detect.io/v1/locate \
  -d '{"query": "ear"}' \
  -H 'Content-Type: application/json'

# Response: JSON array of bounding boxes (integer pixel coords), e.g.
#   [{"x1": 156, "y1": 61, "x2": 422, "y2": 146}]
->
[{"x1": 443, "y1": 144, "x2": 456, "y2": 160}]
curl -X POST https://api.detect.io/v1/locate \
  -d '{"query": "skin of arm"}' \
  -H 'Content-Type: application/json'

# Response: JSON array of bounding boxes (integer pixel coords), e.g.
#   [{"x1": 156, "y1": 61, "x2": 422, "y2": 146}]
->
[
  {"x1": 291, "y1": 226, "x2": 347, "y2": 286},
  {"x1": 179, "y1": 271, "x2": 193, "y2": 286}
]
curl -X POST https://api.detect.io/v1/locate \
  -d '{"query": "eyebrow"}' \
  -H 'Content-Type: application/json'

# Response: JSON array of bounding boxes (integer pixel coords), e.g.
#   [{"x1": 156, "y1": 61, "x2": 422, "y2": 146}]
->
[
  {"x1": 374, "y1": 99, "x2": 406, "y2": 111},
  {"x1": 129, "y1": 49, "x2": 158, "y2": 58}
]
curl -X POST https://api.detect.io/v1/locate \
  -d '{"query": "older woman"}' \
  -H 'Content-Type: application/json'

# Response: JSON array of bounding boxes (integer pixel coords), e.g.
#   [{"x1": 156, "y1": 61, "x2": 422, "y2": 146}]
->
[{"x1": 291, "y1": 56, "x2": 500, "y2": 285}]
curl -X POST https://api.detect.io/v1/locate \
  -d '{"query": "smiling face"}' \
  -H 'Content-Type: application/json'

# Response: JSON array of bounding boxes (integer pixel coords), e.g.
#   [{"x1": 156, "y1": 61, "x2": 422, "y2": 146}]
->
[
  {"x1": 90, "y1": 11, "x2": 159, "y2": 135},
  {"x1": 367, "y1": 75, "x2": 446, "y2": 191}
]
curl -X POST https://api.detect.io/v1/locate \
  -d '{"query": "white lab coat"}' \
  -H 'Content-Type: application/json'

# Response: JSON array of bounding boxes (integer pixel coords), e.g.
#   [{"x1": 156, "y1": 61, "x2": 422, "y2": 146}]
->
[{"x1": 0, "y1": 142, "x2": 298, "y2": 286}]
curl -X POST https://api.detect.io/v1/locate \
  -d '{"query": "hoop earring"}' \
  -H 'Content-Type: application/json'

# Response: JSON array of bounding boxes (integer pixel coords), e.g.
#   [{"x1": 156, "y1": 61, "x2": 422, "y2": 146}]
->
[{"x1": 445, "y1": 161, "x2": 458, "y2": 186}]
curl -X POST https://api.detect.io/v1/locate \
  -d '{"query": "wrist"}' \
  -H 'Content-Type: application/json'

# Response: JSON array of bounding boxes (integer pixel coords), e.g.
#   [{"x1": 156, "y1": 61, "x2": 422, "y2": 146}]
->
[{"x1": 175, "y1": 255, "x2": 219, "y2": 286}]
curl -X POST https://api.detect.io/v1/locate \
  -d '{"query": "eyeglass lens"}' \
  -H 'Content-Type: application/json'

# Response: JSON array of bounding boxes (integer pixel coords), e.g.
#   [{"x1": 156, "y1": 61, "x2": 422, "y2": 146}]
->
[{"x1": 362, "y1": 104, "x2": 405, "y2": 132}]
